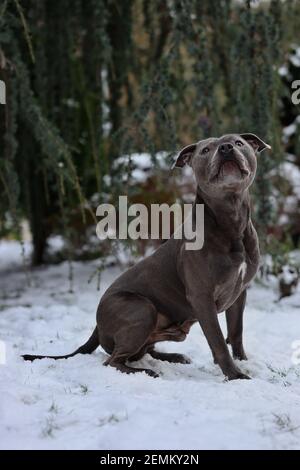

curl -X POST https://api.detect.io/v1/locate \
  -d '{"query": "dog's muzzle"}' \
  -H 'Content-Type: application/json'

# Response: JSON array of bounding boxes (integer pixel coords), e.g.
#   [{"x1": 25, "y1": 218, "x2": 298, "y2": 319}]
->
[{"x1": 209, "y1": 145, "x2": 250, "y2": 182}]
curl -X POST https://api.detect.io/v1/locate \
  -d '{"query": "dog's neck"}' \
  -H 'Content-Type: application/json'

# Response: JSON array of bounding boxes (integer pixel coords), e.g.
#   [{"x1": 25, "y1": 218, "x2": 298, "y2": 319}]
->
[{"x1": 195, "y1": 187, "x2": 250, "y2": 238}]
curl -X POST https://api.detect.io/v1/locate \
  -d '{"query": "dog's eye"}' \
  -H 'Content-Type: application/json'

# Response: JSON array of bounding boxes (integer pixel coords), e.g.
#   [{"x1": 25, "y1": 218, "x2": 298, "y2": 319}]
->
[
  {"x1": 201, "y1": 147, "x2": 210, "y2": 154},
  {"x1": 235, "y1": 140, "x2": 243, "y2": 147}
]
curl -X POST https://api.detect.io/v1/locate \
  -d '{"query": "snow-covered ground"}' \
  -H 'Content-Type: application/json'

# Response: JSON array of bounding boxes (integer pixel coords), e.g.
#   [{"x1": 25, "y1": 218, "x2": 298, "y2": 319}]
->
[{"x1": 0, "y1": 240, "x2": 300, "y2": 450}]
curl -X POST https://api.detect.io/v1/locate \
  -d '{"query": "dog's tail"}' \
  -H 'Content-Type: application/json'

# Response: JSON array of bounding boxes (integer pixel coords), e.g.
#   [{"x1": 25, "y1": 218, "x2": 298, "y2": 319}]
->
[{"x1": 22, "y1": 326, "x2": 99, "y2": 362}]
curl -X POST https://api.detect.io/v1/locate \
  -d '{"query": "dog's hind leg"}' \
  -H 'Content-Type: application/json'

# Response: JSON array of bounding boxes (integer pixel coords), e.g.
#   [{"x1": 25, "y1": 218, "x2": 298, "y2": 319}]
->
[
  {"x1": 148, "y1": 349, "x2": 191, "y2": 364},
  {"x1": 104, "y1": 358, "x2": 159, "y2": 378},
  {"x1": 146, "y1": 319, "x2": 195, "y2": 364},
  {"x1": 101, "y1": 293, "x2": 159, "y2": 377}
]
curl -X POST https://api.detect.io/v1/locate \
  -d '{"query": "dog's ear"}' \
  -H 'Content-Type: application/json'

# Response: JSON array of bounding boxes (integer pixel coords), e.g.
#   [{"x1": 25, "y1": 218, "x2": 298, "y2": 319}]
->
[
  {"x1": 240, "y1": 133, "x2": 271, "y2": 153},
  {"x1": 172, "y1": 143, "x2": 197, "y2": 169}
]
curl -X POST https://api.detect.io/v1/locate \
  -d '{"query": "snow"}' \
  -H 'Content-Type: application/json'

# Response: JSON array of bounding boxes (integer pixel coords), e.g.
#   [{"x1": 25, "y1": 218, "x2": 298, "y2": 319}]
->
[
  {"x1": 278, "y1": 161, "x2": 300, "y2": 199},
  {"x1": 112, "y1": 152, "x2": 171, "y2": 183},
  {"x1": 290, "y1": 46, "x2": 300, "y2": 68},
  {"x1": 283, "y1": 123, "x2": 297, "y2": 140},
  {"x1": 279, "y1": 265, "x2": 298, "y2": 285},
  {"x1": 0, "y1": 240, "x2": 31, "y2": 271},
  {"x1": 282, "y1": 116, "x2": 300, "y2": 142},
  {"x1": 1, "y1": 241, "x2": 300, "y2": 450},
  {"x1": 278, "y1": 65, "x2": 288, "y2": 77}
]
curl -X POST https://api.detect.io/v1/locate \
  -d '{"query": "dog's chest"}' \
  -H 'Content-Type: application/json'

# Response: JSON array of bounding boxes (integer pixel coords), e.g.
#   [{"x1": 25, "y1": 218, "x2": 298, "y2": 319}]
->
[{"x1": 213, "y1": 250, "x2": 256, "y2": 312}]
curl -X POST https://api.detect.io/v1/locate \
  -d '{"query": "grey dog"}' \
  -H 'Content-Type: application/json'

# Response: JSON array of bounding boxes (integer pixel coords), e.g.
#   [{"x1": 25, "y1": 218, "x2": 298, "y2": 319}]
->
[{"x1": 23, "y1": 133, "x2": 270, "y2": 380}]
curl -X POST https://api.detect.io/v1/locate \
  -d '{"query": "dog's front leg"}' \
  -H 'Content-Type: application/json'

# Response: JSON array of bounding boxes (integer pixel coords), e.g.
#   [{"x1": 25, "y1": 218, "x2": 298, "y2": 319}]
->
[
  {"x1": 187, "y1": 292, "x2": 250, "y2": 380},
  {"x1": 225, "y1": 290, "x2": 248, "y2": 361}
]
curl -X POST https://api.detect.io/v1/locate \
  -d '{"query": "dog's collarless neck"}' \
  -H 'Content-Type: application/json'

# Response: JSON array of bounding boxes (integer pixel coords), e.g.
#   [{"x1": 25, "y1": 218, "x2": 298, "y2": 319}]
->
[{"x1": 195, "y1": 187, "x2": 250, "y2": 236}]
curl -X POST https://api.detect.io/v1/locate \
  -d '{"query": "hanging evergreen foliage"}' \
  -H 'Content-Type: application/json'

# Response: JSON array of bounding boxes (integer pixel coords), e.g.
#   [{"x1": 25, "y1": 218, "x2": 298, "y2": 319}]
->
[{"x1": 0, "y1": 0, "x2": 299, "y2": 265}]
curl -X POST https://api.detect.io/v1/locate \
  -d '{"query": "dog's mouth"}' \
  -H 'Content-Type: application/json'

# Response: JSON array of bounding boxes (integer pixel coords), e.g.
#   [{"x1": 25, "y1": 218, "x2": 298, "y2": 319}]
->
[{"x1": 211, "y1": 158, "x2": 249, "y2": 182}]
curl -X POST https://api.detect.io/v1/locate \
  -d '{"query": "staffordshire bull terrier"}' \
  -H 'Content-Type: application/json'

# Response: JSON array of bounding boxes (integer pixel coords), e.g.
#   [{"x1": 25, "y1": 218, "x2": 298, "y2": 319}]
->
[{"x1": 23, "y1": 133, "x2": 270, "y2": 380}]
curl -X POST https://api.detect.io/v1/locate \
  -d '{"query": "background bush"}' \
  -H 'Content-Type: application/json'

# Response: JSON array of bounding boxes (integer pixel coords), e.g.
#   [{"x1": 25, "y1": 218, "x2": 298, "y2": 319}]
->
[{"x1": 0, "y1": 0, "x2": 300, "y2": 268}]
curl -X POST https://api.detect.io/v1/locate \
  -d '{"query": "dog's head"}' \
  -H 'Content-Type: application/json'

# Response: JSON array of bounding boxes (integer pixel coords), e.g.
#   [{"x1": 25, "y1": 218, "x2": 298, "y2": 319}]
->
[{"x1": 174, "y1": 133, "x2": 271, "y2": 196}]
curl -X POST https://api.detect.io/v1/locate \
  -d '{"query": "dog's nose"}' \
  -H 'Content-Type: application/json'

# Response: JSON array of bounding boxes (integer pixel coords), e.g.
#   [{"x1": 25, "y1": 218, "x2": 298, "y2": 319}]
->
[{"x1": 219, "y1": 143, "x2": 234, "y2": 156}]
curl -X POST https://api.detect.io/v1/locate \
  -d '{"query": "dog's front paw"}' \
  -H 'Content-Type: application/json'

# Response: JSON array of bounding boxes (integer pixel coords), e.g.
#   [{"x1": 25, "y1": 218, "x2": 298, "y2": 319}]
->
[
  {"x1": 227, "y1": 340, "x2": 248, "y2": 361},
  {"x1": 232, "y1": 345, "x2": 248, "y2": 361},
  {"x1": 227, "y1": 370, "x2": 251, "y2": 381},
  {"x1": 232, "y1": 349, "x2": 248, "y2": 361}
]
